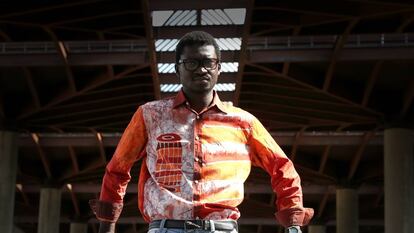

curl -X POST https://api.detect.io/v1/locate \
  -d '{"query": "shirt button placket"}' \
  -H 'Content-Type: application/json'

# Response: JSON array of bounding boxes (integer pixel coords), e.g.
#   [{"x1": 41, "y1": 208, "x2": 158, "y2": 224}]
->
[{"x1": 193, "y1": 113, "x2": 201, "y2": 217}]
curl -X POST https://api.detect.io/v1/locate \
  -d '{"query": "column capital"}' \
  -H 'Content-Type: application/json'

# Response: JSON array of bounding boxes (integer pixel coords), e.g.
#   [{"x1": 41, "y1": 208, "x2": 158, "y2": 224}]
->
[
  {"x1": 308, "y1": 218, "x2": 325, "y2": 225},
  {"x1": 0, "y1": 129, "x2": 18, "y2": 134},
  {"x1": 40, "y1": 178, "x2": 65, "y2": 189},
  {"x1": 384, "y1": 127, "x2": 413, "y2": 131},
  {"x1": 383, "y1": 121, "x2": 414, "y2": 130},
  {"x1": 69, "y1": 215, "x2": 89, "y2": 223},
  {"x1": 335, "y1": 180, "x2": 359, "y2": 190}
]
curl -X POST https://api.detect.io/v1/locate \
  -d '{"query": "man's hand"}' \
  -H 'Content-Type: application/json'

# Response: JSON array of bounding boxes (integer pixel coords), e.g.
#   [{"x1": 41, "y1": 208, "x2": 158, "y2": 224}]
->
[
  {"x1": 285, "y1": 226, "x2": 301, "y2": 233},
  {"x1": 99, "y1": 221, "x2": 116, "y2": 233}
]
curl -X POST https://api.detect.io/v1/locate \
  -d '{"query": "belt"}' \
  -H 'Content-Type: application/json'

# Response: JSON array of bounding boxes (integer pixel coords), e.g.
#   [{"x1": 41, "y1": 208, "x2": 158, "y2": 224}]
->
[{"x1": 149, "y1": 219, "x2": 237, "y2": 231}]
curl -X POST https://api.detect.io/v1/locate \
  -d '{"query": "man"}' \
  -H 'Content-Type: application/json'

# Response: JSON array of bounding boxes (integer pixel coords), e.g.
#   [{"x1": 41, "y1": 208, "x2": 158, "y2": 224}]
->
[{"x1": 90, "y1": 31, "x2": 313, "y2": 233}]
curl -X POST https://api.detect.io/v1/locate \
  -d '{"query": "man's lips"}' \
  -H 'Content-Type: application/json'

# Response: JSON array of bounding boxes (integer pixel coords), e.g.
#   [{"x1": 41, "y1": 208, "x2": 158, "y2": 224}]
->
[{"x1": 193, "y1": 76, "x2": 210, "y2": 81}]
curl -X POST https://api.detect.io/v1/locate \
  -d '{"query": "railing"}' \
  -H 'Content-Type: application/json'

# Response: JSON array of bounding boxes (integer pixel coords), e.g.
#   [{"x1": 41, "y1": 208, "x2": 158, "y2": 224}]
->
[
  {"x1": 247, "y1": 33, "x2": 414, "y2": 50},
  {"x1": 1, "y1": 33, "x2": 413, "y2": 55},
  {"x1": 0, "y1": 40, "x2": 148, "y2": 54}
]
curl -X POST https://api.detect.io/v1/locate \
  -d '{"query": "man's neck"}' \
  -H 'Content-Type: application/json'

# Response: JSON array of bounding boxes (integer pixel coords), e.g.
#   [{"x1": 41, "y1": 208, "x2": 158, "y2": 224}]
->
[{"x1": 183, "y1": 90, "x2": 214, "y2": 113}]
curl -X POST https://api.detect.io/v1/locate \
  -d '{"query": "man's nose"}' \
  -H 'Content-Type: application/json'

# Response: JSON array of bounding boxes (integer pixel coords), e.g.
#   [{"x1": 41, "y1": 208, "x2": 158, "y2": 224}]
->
[{"x1": 194, "y1": 65, "x2": 208, "y2": 73}]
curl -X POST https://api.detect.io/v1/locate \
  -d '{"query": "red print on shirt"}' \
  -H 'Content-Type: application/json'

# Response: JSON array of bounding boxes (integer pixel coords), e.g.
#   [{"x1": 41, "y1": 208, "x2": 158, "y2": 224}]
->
[{"x1": 155, "y1": 133, "x2": 183, "y2": 192}]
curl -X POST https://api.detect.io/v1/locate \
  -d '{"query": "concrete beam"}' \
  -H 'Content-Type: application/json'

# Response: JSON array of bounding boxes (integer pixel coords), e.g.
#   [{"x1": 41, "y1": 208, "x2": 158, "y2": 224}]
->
[
  {"x1": 247, "y1": 47, "x2": 414, "y2": 63},
  {"x1": 0, "y1": 53, "x2": 149, "y2": 66}
]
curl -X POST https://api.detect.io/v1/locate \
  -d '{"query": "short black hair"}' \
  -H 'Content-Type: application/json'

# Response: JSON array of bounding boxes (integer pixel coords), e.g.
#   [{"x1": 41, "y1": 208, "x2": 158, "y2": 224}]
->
[{"x1": 175, "y1": 31, "x2": 221, "y2": 64}]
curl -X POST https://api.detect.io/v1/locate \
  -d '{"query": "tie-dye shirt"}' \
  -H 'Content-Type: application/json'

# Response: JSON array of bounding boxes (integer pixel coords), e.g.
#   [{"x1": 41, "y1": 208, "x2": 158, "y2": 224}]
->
[{"x1": 99, "y1": 90, "x2": 311, "y2": 226}]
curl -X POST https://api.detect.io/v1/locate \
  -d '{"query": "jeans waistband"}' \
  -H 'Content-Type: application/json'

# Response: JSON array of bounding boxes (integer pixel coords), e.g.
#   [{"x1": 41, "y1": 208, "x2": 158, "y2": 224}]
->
[{"x1": 149, "y1": 219, "x2": 237, "y2": 231}]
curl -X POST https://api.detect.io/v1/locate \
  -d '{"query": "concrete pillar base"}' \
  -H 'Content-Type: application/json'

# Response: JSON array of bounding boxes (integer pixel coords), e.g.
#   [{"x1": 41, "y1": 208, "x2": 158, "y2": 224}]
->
[
  {"x1": 308, "y1": 225, "x2": 326, "y2": 233},
  {"x1": 70, "y1": 222, "x2": 88, "y2": 233},
  {"x1": 336, "y1": 188, "x2": 358, "y2": 233},
  {"x1": 37, "y1": 188, "x2": 62, "y2": 233},
  {"x1": 0, "y1": 131, "x2": 18, "y2": 233},
  {"x1": 384, "y1": 128, "x2": 414, "y2": 233}
]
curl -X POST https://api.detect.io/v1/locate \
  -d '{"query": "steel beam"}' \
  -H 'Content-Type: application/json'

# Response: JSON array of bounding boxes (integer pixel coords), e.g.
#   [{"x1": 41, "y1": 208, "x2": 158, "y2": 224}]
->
[
  {"x1": 1, "y1": 47, "x2": 412, "y2": 66},
  {"x1": 153, "y1": 25, "x2": 243, "y2": 39},
  {"x1": 157, "y1": 50, "x2": 239, "y2": 63},
  {"x1": 159, "y1": 73, "x2": 236, "y2": 84}
]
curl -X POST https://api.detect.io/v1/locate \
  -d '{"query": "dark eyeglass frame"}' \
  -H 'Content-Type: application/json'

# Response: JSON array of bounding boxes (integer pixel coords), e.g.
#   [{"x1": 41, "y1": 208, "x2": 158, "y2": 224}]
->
[{"x1": 177, "y1": 58, "x2": 220, "y2": 71}]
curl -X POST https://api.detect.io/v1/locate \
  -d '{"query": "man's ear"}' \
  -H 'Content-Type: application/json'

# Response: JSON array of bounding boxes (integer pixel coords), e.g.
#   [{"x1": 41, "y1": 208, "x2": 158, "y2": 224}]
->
[
  {"x1": 217, "y1": 63, "x2": 221, "y2": 75},
  {"x1": 175, "y1": 64, "x2": 180, "y2": 77}
]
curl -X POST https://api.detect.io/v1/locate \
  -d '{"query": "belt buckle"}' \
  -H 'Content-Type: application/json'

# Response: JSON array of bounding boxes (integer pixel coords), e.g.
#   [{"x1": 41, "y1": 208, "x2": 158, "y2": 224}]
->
[{"x1": 185, "y1": 220, "x2": 202, "y2": 230}]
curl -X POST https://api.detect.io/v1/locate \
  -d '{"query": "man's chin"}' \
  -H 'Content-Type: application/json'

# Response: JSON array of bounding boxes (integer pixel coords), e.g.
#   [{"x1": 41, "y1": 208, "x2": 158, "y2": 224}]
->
[{"x1": 191, "y1": 85, "x2": 214, "y2": 94}]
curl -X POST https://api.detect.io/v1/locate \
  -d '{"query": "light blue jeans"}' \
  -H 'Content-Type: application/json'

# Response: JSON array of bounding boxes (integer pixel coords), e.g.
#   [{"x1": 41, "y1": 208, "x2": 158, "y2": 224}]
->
[{"x1": 147, "y1": 219, "x2": 238, "y2": 233}]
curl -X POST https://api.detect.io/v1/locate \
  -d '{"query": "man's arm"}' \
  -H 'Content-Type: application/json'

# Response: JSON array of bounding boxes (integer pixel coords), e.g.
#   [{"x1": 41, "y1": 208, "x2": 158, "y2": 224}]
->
[
  {"x1": 248, "y1": 117, "x2": 314, "y2": 229},
  {"x1": 89, "y1": 106, "x2": 148, "y2": 228}
]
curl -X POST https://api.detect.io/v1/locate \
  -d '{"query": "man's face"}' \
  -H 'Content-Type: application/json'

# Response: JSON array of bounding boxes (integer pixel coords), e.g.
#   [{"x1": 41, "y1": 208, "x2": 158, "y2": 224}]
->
[{"x1": 176, "y1": 44, "x2": 221, "y2": 95}]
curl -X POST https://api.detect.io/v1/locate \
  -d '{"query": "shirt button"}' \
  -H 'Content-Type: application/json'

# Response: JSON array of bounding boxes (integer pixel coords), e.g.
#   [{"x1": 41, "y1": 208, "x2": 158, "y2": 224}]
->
[
  {"x1": 195, "y1": 135, "x2": 199, "y2": 140},
  {"x1": 194, "y1": 157, "x2": 199, "y2": 162},
  {"x1": 194, "y1": 180, "x2": 199, "y2": 184},
  {"x1": 201, "y1": 162, "x2": 206, "y2": 167},
  {"x1": 196, "y1": 115, "x2": 200, "y2": 120}
]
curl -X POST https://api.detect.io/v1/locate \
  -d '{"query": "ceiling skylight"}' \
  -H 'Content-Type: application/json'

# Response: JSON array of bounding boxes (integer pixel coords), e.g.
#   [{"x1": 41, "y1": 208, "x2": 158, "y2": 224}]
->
[
  {"x1": 152, "y1": 10, "x2": 197, "y2": 26},
  {"x1": 152, "y1": 8, "x2": 246, "y2": 27},
  {"x1": 201, "y1": 9, "x2": 246, "y2": 25},
  {"x1": 155, "y1": 38, "x2": 241, "y2": 52},
  {"x1": 158, "y1": 62, "x2": 239, "y2": 73},
  {"x1": 160, "y1": 83, "x2": 236, "y2": 92}
]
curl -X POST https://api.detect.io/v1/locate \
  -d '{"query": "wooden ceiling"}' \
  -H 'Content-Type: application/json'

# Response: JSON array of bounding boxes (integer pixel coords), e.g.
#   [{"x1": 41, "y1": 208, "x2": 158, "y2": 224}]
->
[{"x1": 1, "y1": 0, "x2": 413, "y2": 232}]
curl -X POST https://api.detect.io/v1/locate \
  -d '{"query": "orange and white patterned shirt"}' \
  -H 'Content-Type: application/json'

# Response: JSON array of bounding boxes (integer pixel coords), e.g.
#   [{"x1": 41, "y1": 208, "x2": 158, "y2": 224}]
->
[{"x1": 99, "y1": 90, "x2": 313, "y2": 227}]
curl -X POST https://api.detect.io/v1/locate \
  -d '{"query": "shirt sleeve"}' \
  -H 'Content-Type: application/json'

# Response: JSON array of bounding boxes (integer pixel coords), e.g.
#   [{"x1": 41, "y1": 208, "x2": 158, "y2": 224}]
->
[
  {"x1": 90, "y1": 106, "x2": 148, "y2": 223},
  {"x1": 248, "y1": 117, "x2": 313, "y2": 227}
]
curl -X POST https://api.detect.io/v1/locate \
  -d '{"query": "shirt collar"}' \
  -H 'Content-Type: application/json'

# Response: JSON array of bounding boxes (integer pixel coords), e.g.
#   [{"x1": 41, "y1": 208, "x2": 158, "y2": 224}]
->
[{"x1": 173, "y1": 89, "x2": 228, "y2": 114}]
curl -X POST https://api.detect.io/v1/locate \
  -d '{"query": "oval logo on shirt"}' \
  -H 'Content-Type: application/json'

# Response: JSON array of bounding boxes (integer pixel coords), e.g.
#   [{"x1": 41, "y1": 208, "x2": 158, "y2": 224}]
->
[{"x1": 157, "y1": 133, "x2": 181, "y2": 142}]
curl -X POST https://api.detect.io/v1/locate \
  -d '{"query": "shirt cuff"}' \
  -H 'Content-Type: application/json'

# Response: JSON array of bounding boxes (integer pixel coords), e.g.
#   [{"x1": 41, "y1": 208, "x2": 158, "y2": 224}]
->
[
  {"x1": 275, "y1": 207, "x2": 314, "y2": 227},
  {"x1": 89, "y1": 199, "x2": 123, "y2": 223}
]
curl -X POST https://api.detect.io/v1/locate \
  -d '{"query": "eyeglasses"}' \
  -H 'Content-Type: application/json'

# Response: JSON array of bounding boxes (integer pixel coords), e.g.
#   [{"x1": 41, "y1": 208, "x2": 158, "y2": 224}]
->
[{"x1": 178, "y1": 58, "x2": 219, "y2": 71}]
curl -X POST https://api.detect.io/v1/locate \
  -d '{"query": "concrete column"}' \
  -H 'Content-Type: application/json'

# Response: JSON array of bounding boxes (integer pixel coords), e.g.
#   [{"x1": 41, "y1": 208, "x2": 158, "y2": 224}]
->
[
  {"x1": 70, "y1": 222, "x2": 88, "y2": 233},
  {"x1": 37, "y1": 188, "x2": 62, "y2": 233},
  {"x1": 336, "y1": 188, "x2": 358, "y2": 233},
  {"x1": 13, "y1": 226, "x2": 25, "y2": 233},
  {"x1": 0, "y1": 131, "x2": 18, "y2": 233},
  {"x1": 384, "y1": 128, "x2": 414, "y2": 233},
  {"x1": 308, "y1": 225, "x2": 326, "y2": 233}
]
